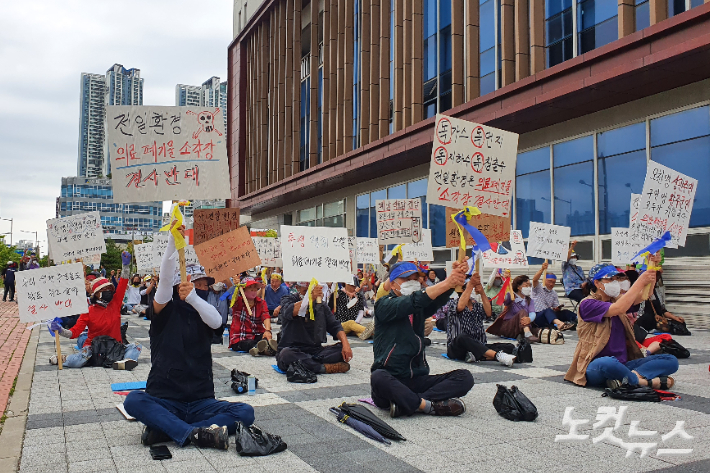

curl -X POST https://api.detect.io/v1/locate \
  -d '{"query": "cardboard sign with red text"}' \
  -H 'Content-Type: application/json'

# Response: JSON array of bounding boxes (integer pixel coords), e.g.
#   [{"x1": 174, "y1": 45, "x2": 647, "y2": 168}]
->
[
  {"x1": 194, "y1": 226, "x2": 261, "y2": 282},
  {"x1": 193, "y1": 208, "x2": 241, "y2": 245},
  {"x1": 445, "y1": 207, "x2": 511, "y2": 247},
  {"x1": 16, "y1": 263, "x2": 89, "y2": 323}
]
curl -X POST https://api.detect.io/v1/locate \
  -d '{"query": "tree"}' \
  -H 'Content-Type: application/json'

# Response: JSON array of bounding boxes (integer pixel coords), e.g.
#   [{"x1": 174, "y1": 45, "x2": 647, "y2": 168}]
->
[{"x1": 101, "y1": 238, "x2": 122, "y2": 272}]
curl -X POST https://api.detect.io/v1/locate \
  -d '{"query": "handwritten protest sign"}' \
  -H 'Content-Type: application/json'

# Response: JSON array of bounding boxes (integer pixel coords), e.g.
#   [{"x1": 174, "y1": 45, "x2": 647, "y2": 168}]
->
[
  {"x1": 402, "y1": 229, "x2": 434, "y2": 261},
  {"x1": 629, "y1": 193, "x2": 641, "y2": 243},
  {"x1": 184, "y1": 246, "x2": 200, "y2": 266},
  {"x1": 253, "y1": 236, "x2": 282, "y2": 267},
  {"x1": 445, "y1": 207, "x2": 510, "y2": 247},
  {"x1": 611, "y1": 228, "x2": 642, "y2": 266},
  {"x1": 134, "y1": 243, "x2": 154, "y2": 272},
  {"x1": 356, "y1": 238, "x2": 380, "y2": 264},
  {"x1": 193, "y1": 208, "x2": 241, "y2": 245},
  {"x1": 106, "y1": 106, "x2": 231, "y2": 203},
  {"x1": 427, "y1": 115, "x2": 518, "y2": 217},
  {"x1": 526, "y1": 222, "x2": 571, "y2": 261},
  {"x1": 16, "y1": 263, "x2": 89, "y2": 323},
  {"x1": 482, "y1": 230, "x2": 528, "y2": 269},
  {"x1": 194, "y1": 226, "x2": 261, "y2": 283},
  {"x1": 46, "y1": 212, "x2": 106, "y2": 262},
  {"x1": 280, "y1": 225, "x2": 351, "y2": 283},
  {"x1": 152, "y1": 233, "x2": 169, "y2": 269},
  {"x1": 348, "y1": 237, "x2": 358, "y2": 271},
  {"x1": 375, "y1": 199, "x2": 423, "y2": 244},
  {"x1": 637, "y1": 161, "x2": 697, "y2": 248},
  {"x1": 82, "y1": 253, "x2": 102, "y2": 267}
]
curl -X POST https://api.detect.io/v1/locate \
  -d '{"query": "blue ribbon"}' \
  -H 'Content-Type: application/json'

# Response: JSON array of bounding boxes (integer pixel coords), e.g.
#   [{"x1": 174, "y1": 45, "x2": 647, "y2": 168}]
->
[
  {"x1": 220, "y1": 286, "x2": 236, "y2": 302},
  {"x1": 631, "y1": 231, "x2": 672, "y2": 264},
  {"x1": 453, "y1": 213, "x2": 492, "y2": 254}
]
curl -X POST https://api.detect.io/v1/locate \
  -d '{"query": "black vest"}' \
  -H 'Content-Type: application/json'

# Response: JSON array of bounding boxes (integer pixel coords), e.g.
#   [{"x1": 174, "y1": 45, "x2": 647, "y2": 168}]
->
[{"x1": 146, "y1": 289, "x2": 215, "y2": 402}]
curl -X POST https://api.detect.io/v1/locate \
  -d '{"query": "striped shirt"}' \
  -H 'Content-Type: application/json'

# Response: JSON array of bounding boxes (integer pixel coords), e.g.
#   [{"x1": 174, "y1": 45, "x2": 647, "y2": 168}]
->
[
  {"x1": 531, "y1": 284, "x2": 560, "y2": 312},
  {"x1": 446, "y1": 299, "x2": 487, "y2": 346}
]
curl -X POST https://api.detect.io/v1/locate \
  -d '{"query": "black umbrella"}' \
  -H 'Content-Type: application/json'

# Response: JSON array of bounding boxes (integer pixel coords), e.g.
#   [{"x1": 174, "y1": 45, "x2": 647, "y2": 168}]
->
[
  {"x1": 337, "y1": 402, "x2": 406, "y2": 441},
  {"x1": 329, "y1": 408, "x2": 391, "y2": 445}
]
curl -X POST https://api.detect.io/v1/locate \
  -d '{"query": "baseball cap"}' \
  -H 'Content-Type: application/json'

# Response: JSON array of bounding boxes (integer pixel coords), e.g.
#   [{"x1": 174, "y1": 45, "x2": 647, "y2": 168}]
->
[
  {"x1": 242, "y1": 277, "x2": 261, "y2": 288},
  {"x1": 589, "y1": 263, "x2": 621, "y2": 281},
  {"x1": 389, "y1": 262, "x2": 424, "y2": 282}
]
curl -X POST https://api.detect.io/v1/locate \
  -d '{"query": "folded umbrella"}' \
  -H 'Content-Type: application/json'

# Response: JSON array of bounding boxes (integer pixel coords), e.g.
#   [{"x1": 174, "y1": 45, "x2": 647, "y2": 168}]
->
[
  {"x1": 329, "y1": 408, "x2": 391, "y2": 445},
  {"x1": 337, "y1": 402, "x2": 406, "y2": 441}
]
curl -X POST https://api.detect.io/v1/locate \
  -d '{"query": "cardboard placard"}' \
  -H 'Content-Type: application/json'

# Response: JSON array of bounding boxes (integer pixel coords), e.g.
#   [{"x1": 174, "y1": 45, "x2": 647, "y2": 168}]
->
[
  {"x1": 356, "y1": 238, "x2": 380, "y2": 265},
  {"x1": 611, "y1": 227, "x2": 643, "y2": 266},
  {"x1": 375, "y1": 198, "x2": 423, "y2": 245},
  {"x1": 193, "y1": 208, "x2": 241, "y2": 245},
  {"x1": 426, "y1": 114, "x2": 518, "y2": 217},
  {"x1": 194, "y1": 226, "x2": 261, "y2": 282},
  {"x1": 445, "y1": 207, "x2": 511, "y2": 247},
  {"x1": 16, "y1": 263, "x2": 89, "y2": 323},
  {"x1": 402, "y1": 229, "x2": 434, "y2": 261},
  {"x1": 482, "y1": 230, "x2": 529, "y2": 268},
  {"x1": 46, "y1": 211, "x2": 106, "y2": 262},
  {"x1": 106, "y1": 105, "x2": 231, "y2": 203},
  {"x1": 280, "y1": 225, "x2": 351, "y2": 283},
  {"x1": 526, "y1": 222, "x2": 571, "y2": 261}
]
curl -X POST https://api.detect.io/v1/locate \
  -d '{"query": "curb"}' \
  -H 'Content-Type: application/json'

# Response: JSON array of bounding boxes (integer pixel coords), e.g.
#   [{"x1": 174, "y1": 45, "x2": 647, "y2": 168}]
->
[{"x1": 0, "y1": 326, "x2": 39, "y2": 473}]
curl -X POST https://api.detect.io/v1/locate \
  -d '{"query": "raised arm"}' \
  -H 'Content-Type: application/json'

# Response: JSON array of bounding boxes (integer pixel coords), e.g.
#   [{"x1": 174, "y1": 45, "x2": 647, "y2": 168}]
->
[
  {"x1": 532, "y1": 261, "x2": 548, "y2": 287},
  {"x1": 567, "y1": 240, "x2": 577, "y2": 261},
  {"x1": 605, "y1": 270, "x2": 656, "y2": 317},
  {"x1": 153, "y1": 225, "x2": 180, "y2": 315}
]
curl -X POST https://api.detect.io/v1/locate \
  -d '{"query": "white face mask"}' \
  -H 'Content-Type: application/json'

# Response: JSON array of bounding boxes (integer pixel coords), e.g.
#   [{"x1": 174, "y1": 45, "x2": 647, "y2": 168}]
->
[
  {"x1": 619, "y1": 280, "x2": 630, "y2": 292},
  {"x1": 398, "y1": 280, "x2": 421, "y2": 296},
  {"x1": 520, "y1": 286, "x2": 532, "y2": 297},
  {"x1": 569, "y1": 258, "x2": 578, "y2": 265},
  {"x1": 603, "y1": 280, "x2": 621, "y2": 298}
]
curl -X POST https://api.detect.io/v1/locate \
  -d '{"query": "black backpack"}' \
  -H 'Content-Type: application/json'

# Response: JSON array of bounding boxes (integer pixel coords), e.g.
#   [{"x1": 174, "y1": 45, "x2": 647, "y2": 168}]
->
[
  {"x1": 90, "y1": 335, "x2": 126, "y2": 368},
  {"x1": 659, "y1": 339, "x2": 690, "y2": 359},
  {"x1": 513, "y1": 339, "x2": 533, "y2": 363}
]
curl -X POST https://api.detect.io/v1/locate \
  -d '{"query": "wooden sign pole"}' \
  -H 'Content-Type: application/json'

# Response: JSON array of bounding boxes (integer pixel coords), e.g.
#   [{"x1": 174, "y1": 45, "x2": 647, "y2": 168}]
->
[
  {"x1": 238, "y1": 285, "x2": 253, "y2": 316},
  {"x1": 54, "y1": 331, "x2": 63, "y2": 370},
  {"x1": 542, "y1": 259, "x2": 548, "y2": 279},
  {"x1": 641, "y1": 255, "x2": 654, "y2": 300},
  {"x1": 178, "y1": 247, "x2": 187, "y2": 283}
]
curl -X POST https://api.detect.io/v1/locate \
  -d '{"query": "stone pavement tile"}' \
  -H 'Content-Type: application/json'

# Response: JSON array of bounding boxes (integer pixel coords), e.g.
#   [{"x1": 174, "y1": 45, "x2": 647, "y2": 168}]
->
[
  {"x1": 305, "y1": 454, "x2": 374, "y2": 473},
  {"x1": 467, "y1": 370, "x2": 530, "y2": 384},
  {"x1": 19, "y1": 464, "x2": 68, "y2": 473},
  {"x1": 109, "y1": 444, "x2": 153, "y2": 465},
  {"x1": 33, "y1": 364, "x2": 59, "y2": 372},
  {"x1": 157, "y1": 458, "x2": 217, "y2": 472},
  {"x1": 64, "y1": 428, "x2": 107, "y2": 444},
  {"x1": 25, "y1": 415, "x2": 64, "y2": 430},
  {"x1": 65, "y1": 438, "x2": 109, "y2": 453},
  {"x1": 115, "y1": 465, "x2": 167, "y2": 473},
  {"x1": 66, "y1": 446, "x2": 114, "y2": 463},
  {"x1": 650, "y1": 459, "x2": 710, "y2": 473},
  {"x1": 18, "y1": 451, "x2": 66, "y2": 470},
  {"x1": 67, "y1": 458, "x2": 117, "y2": 473}
]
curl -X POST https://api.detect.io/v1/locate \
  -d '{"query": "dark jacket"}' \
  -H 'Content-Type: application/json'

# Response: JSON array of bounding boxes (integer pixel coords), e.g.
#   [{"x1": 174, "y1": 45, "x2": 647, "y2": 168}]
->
[
  {"x1": 372, "y1": 288, "x2": 453, "y2": 379},
  {"x1": 3, "y1": 268, "x2": 16, "y2": 286},
  {"x1": 278, "y1": 293, "x2": 344, "y2": 351}
]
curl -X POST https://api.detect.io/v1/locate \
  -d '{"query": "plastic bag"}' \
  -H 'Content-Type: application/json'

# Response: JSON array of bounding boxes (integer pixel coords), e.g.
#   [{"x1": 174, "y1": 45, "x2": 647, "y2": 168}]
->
[
  {"x1": 668, "y1": 320, "x2": 691, "y2": 336},
  {"x1": 602, "y1": 384, "x2": 660, "y2": 402},
  {"x1": 659, "y1": 339, "x2": 690, "y2": 359},
  {"x1": 234, "y1": 421, "x2": 287, "y2": 456},
  {"x1": 90, "y1": 335, "x2": 126, "y2": 368},
  {"x1": 231, "y1": 369, "x2": 258, "y2": 394},
  {"x1": 513, "y1": 339, "x2": 533, "y2": 363},
  {"x1": 492, "y1": 384, "x2": 538, "y2": 421},
  {"x1": 286, "y1": 360, "x2": 317, "y2": 383}
]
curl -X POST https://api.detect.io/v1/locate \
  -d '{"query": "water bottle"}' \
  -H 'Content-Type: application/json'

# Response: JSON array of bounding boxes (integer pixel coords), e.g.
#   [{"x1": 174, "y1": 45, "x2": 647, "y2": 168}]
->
[
  {"x1": 247, "y1": 375, "x2": 256, "y2": 395},
  {"x1": 223, "y1": 327, "x2": 229, "y2": 346}
]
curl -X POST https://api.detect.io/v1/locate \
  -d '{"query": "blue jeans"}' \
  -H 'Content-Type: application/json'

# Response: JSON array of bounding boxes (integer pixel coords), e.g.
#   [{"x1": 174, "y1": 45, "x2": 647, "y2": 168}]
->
[
  {"x1": 585, "y1": 354, "x2": 679, "y2": 387},
  {"x1": 535, "y1": 308, "x2": 577, "y2": 328},
  {"x1": 64, "y1": 343, "x2": 142, "y2": 368},
  {"x1": 76, "y1": 332, "x2": 88, "y2": 350},
  {"x1": 123, "y1": 391, "x2": 255, "y2": 445}
]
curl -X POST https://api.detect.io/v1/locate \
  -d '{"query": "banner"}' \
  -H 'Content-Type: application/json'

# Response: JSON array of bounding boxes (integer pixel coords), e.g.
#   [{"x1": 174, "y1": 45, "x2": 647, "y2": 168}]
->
[
  {"x1": 526, "y1": 222, "x2": 571, "y2": 261},
  {"x1": 280, "y1": 225, "x2": 351, "y2": 283},
  {"x1": 16, "y1": 263, "x2": 89, "y2": 323},
  {"x1": 375, "y1": 198, "x2": 423, "y2": 244},
  {"x1": 637, "y1": 161, "x2": 697, "y2": 247},
  {"x1": 46, "y1": 211, "x2": 106, "y2": 262},
  {"x1": 629, "y1": 193, "x2": 641, "y2": 243},
  {"x1": 482, "y1": 230, "x2": 529, "y2": 268},
  {"x1": 426, "y1": 114, "x2": 518, "y2": 217},
  {"x1": 106, "y1": 105, "x2": 231, "y2": 203},
  {"x1": 356, "y1": 238, "x2": 380, "y2": 264},
  {"x1": 194, "y1": 226, "x2": 261, "y2": 283},
  {"x1": 402, "y1": 229, "x2": 434, "y2": 261},
  {"x1": 445, "y1": 207, "x2": 510, "y2": 247},
  {"x1": 193, "y1": 208, "x2": 241, "y2": 245},
  {"x1": 134, "y1": 243, "x2": 154, "y2": 272},
  {"x1": 611, "y1": 227, "x2": 642, "y2": 266}
]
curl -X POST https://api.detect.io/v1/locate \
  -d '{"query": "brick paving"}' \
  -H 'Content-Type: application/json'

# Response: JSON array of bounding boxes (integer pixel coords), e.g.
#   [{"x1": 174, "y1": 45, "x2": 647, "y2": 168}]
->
[{"x1": 0, "y1": 301, "x2": 31, "y2": 418}]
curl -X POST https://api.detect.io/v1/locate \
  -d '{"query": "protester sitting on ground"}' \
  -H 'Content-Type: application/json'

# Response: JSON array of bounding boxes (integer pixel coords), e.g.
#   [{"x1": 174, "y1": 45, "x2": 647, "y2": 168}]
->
[
  {"x1": 208, "y1": 280, "x2": 230, "y2": 343},
  {"x1": 123, "y1": 274, "x2": 142, "y2": 313},
  {"x1": 264, "y1": 273, "x2": 289, "y2": 321},
  {"x1": 228, "y1": 277, "x2": 276, "y2": 356},
  {"x1": 487, "y1": 275, "x2": 539, "y2": 342},
  {"x1": 48, "y1": 251, "x2": 142, "y2": 368},
  {"x1": 562, "y1": 241, "x2": 587, "y2": 303},
  {"x1": 531, "y1": 262, "x2": 576, "y2": 331},
  {"x1": 124, "y1": 226, "x2": 254, "y2": 450},
  {"x1": 137, "y1": 275, "x2": 157, "y2": 318},
  {"x1": 425, "y1": 269, "x2": 439, "y2": 287},
  {"x1": 447, "y1": 274, "x2": 516, "y2": 366},
  {"x1": 484, "y1": 268, "x2": 510, "y2": 320},
  {"x1": 334, "y1": 275, "x2": 375, "y2": 340},
  {"x1": 276, "y1": 281, "x2": 353, "y2": 375},
  {"x1": 370, "y1": 261, "x2": 474, "y2": 418},
  {"x1": 564, "y1": 264, "x2": 678, "y2": 390}
]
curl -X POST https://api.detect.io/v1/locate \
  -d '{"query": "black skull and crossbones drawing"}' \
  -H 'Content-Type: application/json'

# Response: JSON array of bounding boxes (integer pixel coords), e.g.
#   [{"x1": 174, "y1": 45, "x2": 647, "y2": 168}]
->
[{"x1": 187, "y1": 108, "x2": 223, "y2": 139}]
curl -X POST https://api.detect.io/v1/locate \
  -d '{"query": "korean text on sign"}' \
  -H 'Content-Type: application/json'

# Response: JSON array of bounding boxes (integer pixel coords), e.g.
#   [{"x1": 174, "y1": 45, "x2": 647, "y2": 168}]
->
[
  {"x1": 637, "y1": 161, "x2": 697, "y2": 248},
  {"x1": 526, "y1": 222, "x2": 571, "y2": 261},
  {"x1": 193, "y1": 208, "x2": 241, "y2": 245},
  {"x1": 356, "y1": 238, "x2": 380, "y2": 265},
  {"x1": 16, "y1": 263, "x2": 89, "y2": 323},
  {"x1": 46, "y1": 211, "x2": 106, "y2": 262},
  {"x1": 106, "y1": 106, "x2": 231, "y2": 204},
  {"x1": 152, "y1": 233, "x2": 169, "y2": 269},
  {"x1": 629, "y1": 193, "x2": 642, "y2": 243},
  {"x1": 426, "y1": 114, "x2": 518, "y2": 217},
  {"x1": 253, "y1": 236, "x2": 282, "y2": 267},
  {"x1": 280, "y1": 225, "x2": 352, "y2": 283},
  {"x1": 134, "y1": 243, "x2": 154, "y2": 272},
  {"x1": 375, "y1": 198, "x2": 423, "y2": 245},
  {"x1": 482, "y1": 230, "x2": 529, "y2": 269},
  {"x1": 611, "y1": 228, "x2": 642, "y2": 266},
  {"x1": 402, "y1": 229, "x2": 434, "y2": 261},
  {"x1": 445, "y1": 207, "x2": 510, "y2": 248},
  {"x1": 194, "y1": 226, "x2": 262, "y2": 283}
]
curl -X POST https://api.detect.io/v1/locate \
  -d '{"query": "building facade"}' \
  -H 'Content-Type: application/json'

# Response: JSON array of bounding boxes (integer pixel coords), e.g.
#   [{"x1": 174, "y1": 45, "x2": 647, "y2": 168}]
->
[
  {"x1": 176, "y1": 84, "x2": 203, "y2": 106},
  {"x1": 175, "y1": 76, "x2": 229, "y2": 131}
]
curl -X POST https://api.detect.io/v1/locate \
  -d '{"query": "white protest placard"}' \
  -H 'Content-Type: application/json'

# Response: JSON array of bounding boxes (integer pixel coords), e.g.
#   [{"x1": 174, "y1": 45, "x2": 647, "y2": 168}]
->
[
  {"x1": 280, "y1": 225, "x2": 351, "y2": 283},
  {"x1": 272, "y1": 238, "x2": 283, "y2": 267},
  {"x1": 375, "y1": 198, "x2": 423, "y2": 244},
  {"x1": 402, "y1": 229, "x2": 434, "y2": 261},
  {"x1": 526, "y1": 222, "x2": 571, "y2": 261},
  {"x1": 16, "y1": 263, "x2": 89, "y2": 323},
  {"x1": 184, "y1": 246, "x2": 200, "y2": 266},
  {"x1": 253, "y1": 237, "x2": 278, "y2": 267},
  {"x1": 482, "y1": 230, "x2": 529, "y2": 269},
  {"x1": 637, "y1": 161, "x2": 697, "y2": 248},
  {"x1": 134, "y1": 243, "x2": 154, "y2": 272},
  {"x1": 106, "y1": 106, "x2": 231, "y2": 203},
  {"x1": 629, "y1": 193, "x2": 642, "y2": 243},
  {"x1": 83, "y1": 253, "x2": 102, "y2": 267},
  {"x1": 152, "y1": 233, "x2": 169, "y2": 269},
  {"x1": 348, "y1": 237, "x2": 358, "y2": 271},
  {"x1": 357, "y1": 238, "x2": 380, "y2": 265},
  {"x1": 46, "y1": 211, "x2": 106, "y2": 262},
  {"x1": 426, "y1": 114, "x2": 518, "y2": 217},
  {"x1": 611, "y1": 227, "x2": 643, "y2": 266}
]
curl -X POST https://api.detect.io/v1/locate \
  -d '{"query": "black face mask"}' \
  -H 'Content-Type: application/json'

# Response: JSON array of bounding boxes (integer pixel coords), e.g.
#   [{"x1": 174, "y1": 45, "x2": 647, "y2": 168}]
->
[
  {"x1": 100, "y1": 292, "x2": 114, "y2": 303},
  {"x1": 195, "y1": 288, "x2": 210, "y2": 301}
]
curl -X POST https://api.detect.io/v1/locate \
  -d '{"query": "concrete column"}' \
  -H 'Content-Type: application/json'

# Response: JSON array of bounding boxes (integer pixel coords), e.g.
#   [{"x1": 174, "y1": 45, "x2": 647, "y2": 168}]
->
[
  {"x1": 619, "y1": 0, "x2": 635, "y2": 38},
  {"x1": 260, "y1": 22, "x2": 269, "y2": 188},
  {"x1": 514, "y1": 0, "x2": 530, "y2": 81},
  {"x1": 403, "y1": 0, "x2": 412, "y2": 127},
  {"x1": 293, "y1": 0, "x2": 302, "y2": 173},
  {"x1": 277, "y1": 1, "x2": 286, "y2": 182},
  {"x1": 309, "y1": 0, "x2": 319, "y2": 167},
  {"x1": 650, "y1": 0, "x2": 668, "y2": 25},
  {"x1": 344, "y1": 0, "x2": 355, "y2": 150},
  {"x1": 329, "y1": 0, "x2": 338, "y2": 160},
  {"x1": 500, "y1": 0, "x2": 516, "y2": 87},
  {"x1": 284, "y1": 0, "x2": 294, "y2": 178},
  {"x1": 393, "y1": 0, "x2": 404, "y2": 131},
  {"x1": 322, "y1": 0, "x2": 330, "y2": 162},
  {"x1": 465, "y1": 1, "x2": 480, "y2": 101},
  {"x1": 360, "y1": 0, "x2": 372, "y2": 145},
  {"x1": 412, "y1": 0, "x2": 423, "y2": 122},
  {"x1": 369, "y1": 0, "x2": 381, "y2": 139},
  {"x1": 379, "y1": 0, "x2": 391, "y2": 138},
  {"x1": 336, "y1": 0, "x2": 346, "y2": 156},
  {"x1": 451, "y1": 0, "x2": 465, "y2": 107},
  {"x1": 530, "y1": 0, "x2": 545, "y2": 74}
]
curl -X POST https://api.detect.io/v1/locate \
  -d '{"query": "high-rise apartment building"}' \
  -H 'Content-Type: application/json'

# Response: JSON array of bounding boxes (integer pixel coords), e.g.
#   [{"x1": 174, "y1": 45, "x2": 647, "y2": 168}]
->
[
  {"x1": 104, "y1": 64, "x2": 144, "y2": 177},
  {"x1": 175, "y1": 84, "x2": 203, "y2": 106},
  {"x1": 175, "y1": 77, "x2": 228, "y2": 130}
]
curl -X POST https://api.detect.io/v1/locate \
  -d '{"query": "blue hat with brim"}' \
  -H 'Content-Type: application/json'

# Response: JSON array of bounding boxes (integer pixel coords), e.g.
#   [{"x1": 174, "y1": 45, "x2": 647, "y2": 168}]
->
[
  {"x1": 389, "y1": 262, "x2": 424, "y2": 282},
  {"x1": 590, "y1": 263, "x2": 621, "y2": 281}
]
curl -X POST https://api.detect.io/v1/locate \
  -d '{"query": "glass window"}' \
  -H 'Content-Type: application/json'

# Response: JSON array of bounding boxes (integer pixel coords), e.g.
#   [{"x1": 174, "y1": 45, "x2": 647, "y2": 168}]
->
[
  {"x1": 388, "y1": 184, "x2": 406, "y2": 199},
  {"x1": 546, "y1": 0, "x2": 573, "y2": 67},
  {"x1": 668, "y1": 0, "x2": 685, "y2": 17},
  {"x1": 516, "y1": 171, "x2": 552, "y2": 238},
  {"x1": 298, "y1": 207, "x2": 317, "y2": 223},
  {"x1": 597, "y1": 149, "x2": 646, "y2": 234},
  {"x1": 650, "y1": 106, "x2": 710, "y2": 147},
  {"x1": 635, "y1": 0, "x2": 649, "y2": 31},
  {"x1": 554, "y1": 161, "x2": 596, "y2": 236},
  {"x1": 324, "y1": 200, "x2": 344, "y2": 218},
  {"x1": 480, "y1": 0, "x2": 496, "y2": 95},
  {"x1": 357, "y1": 194, "x2": 369, "y2": 237},
  {"x1": 553, "y1": 135, "x2": 594, "y2": 167},
  {"x1": 408, "y1": 178, "x2": 427, "y2": 198},
  {"x1": 516, "y1": 147, "x2": 550, "y2": 175},
  {"x1": 597, "y1": 122, "x2": 645, "y2": 157},
  {"x1": 430, "y1": 204, "x2": 446, "y2": 247}
]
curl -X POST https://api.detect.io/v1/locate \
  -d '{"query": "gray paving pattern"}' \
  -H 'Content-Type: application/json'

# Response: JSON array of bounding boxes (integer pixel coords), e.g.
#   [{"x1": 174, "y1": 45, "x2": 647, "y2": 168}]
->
[{"x1": 19, "y1": 314, "x2": 710, "y2": 473}]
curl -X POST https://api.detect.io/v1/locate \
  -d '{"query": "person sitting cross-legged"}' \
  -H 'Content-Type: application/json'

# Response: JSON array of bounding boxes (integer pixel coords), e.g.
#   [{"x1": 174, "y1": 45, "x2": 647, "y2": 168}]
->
[
  {"x1": 531, "y1": 261, "x2": 577, "y2": 331},
  {"x1": 334, "y1": 275, "x2": 374, "y2": 340},
  {"x1": 370, "y1": 261, "x2": 474, "y2": 418},
  {"x1": 124, "y1": 226, "x2": 254, "y2": 450},
  {"x1": 228, "y1": 277, "x2": 277, "y2": 356},
  {"x1": 264, "y1": 273, "x2": 290, "y2": 321},
  {"x1": 276, "y1": 282, "x2": 353, "y2": 375}
]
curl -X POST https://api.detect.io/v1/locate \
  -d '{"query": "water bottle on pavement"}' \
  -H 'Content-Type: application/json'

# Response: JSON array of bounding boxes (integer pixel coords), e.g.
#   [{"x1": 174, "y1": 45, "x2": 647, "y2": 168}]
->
[
  {"x1": 223, "y1": 327, "x2": 229, "y2": 346},
  {"x1": 247, "y1": 375, "x2": 256, "y2": 395}
]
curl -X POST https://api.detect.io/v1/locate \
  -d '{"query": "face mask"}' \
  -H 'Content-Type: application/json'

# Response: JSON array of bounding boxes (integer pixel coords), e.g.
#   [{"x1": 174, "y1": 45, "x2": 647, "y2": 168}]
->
[
  {"x1": 212, "y1": 282, "x2": 226, "y2": 292},
  {"x1": 398, "y1": 280, "x2": 421, "y2": 296},
  {"x1": 99, "y1": 292, "x2": 113, "y2": 303},
  {"x1": 493, "y1": 279, "x2": 502, "y2": 287},
  {"x1": 602, "y1": 280, "x2": 621, "y2": 298},
  {"x1": 520, "y1": 287, "x2": 532, "y2": 297},
  {"x1": 195, "y1": 288, "x2": 210, "y2": 301},
  {"x1": 132, "y1": 283, "x2": 140, "y2": 287},
  {"x1": 619, "y1": 280, "x2": 630, "y2": 292},
  {"x1": 569, "y1": 258, "x2": 578, "y2": 265}
]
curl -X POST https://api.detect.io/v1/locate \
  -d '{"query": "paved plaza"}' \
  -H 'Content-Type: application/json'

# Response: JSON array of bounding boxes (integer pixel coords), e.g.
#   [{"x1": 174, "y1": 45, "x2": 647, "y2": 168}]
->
[{"x1": 3, "y1": 301, "x2": 710, "y2": 473}]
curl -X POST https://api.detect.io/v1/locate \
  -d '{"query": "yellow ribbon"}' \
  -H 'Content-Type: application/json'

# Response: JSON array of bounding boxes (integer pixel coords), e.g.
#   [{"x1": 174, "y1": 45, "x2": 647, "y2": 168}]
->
[
  {"x1": 159, "y1": 201, "x2": 191, "y2": 251},
  {"x1": 641, "y1": 252, "x2": 662, "y2": 271},
  {"x1": 451, "y1": 206, "x2": 482, "y2": 254},
  {"x1": 230, "y1": 283, "x2": 246, "y2": 308},
  {"x1": 391, "y1": 244, "x2": 405, "y2": 261},
  {"x1": 307, "y1": 278, "x2": 319, "y2": 320},
  {"x1": 260, "y1": 267, "x2": 268, "y2": 285}
]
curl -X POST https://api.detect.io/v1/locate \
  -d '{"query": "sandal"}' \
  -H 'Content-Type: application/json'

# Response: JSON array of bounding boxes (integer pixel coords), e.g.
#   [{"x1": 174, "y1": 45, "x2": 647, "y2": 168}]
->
[
  {"x1": 656, "y1": 376, "x2": 675, "y2": 390},
  {"x1": 558, "y1": 322, "x2": 575, "y2": 331}
]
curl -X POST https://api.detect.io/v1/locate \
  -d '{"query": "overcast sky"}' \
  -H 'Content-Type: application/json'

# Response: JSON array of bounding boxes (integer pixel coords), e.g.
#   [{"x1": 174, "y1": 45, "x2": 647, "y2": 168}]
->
[{"x1": 0, "y1": 0, "x2": 233, "y2": 254}]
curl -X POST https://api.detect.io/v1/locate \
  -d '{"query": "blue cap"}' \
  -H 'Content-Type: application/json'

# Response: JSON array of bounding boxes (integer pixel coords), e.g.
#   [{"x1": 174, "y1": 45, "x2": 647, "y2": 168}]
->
[
  {"x1": 589, "y1": 263, "x2": 621, "y2": 281},
  {"x1": 389, "y1": 262, "x2": 423, "y2": 282}
]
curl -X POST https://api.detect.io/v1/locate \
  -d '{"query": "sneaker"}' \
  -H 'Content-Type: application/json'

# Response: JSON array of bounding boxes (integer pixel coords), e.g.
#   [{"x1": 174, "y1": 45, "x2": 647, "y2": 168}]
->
[
  {"x1": 267, "y1": 339, "x2": 278, "y2": 353},
  {"x1": 49, "y1": 355, "x2": 67, "y2": 365},
  {"x1": 389, "y1": 402, "x2": 402, "y2": 418},
  {"x1": 141, "y1": 426, "x2": 172, "y2": 446},
  {"x1": 431, "y1": 398, "x2": 466, "y2": 416},
  {"x1": 324, "y1": 362, "x2": 350, "y2": 374},
  {"x1": 248, "y1": 346, "x2": 261, "y2": 357},
  {"x1": 495, "y1": 351, "x2": 516, "y2": 367},
  {"x1": 358, "y1": 323, "x2": 375, "y2": 340},
  {"x1": 256, "y1": 339, "x2": 269, "y2": 354},
  {"x1": 606, "y1": 379, "x2": 623, "y2": 390},
  {"x1": 190, "y1": 424, "x2": 229, "y2": 450},
  {"x1": 464, "y1": 352, "x2": 477, "y2": 363},
  {"x1": 113, "y1": 359, "x2": 138, "y2": 371}
]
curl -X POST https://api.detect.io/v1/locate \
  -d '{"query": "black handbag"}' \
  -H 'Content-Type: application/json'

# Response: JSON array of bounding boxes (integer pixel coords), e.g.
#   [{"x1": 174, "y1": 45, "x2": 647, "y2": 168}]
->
[
  {"x1": 659, "y1": 339, "x2": 690, "y2": 359},
  {"x1": 668, "y1": 320, "x2": 691, "y2": 336},
  {"x1": 602, "y1": 384, "x2": 660, "y2": 402},
  {"x1": 493, "y1": 384, "x2": 538, "y2": 421},
  {"x1": 286, "y1": 360, "x2": 317, "y2": 383},
  {"x1": 234, "y1": 422, "x2": 287, "y2": 456},
  {"x1": 231, "y1": 369, "x2": 258, "y2": 394},
  {"x1": 513, "y1": 339, "x2": 533, "y2": 363}
]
